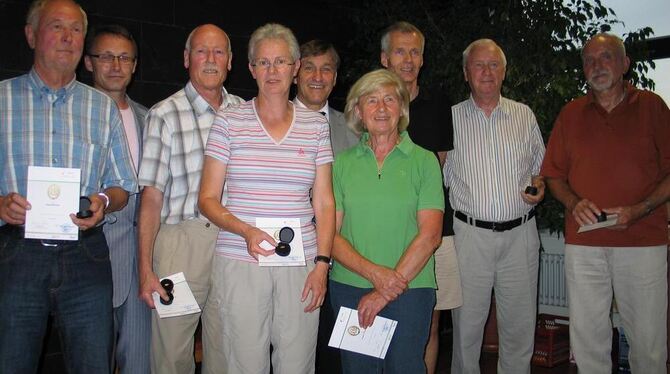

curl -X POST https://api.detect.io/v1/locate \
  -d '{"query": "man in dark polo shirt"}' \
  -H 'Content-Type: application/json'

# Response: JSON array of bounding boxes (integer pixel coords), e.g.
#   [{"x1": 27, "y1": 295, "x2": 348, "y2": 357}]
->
[{"x1": 381, "y1": 21, "x2": 462, "y2": 374}]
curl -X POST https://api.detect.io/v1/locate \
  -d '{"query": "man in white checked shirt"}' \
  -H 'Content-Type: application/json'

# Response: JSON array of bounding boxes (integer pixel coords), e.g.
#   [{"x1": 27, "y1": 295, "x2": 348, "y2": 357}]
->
[
  {"x1": 136, "y1": 24, "x2": 243, "y2": 374},
  {"x1": 444, "y1": 39, "x2": 545, "y2": 374}
]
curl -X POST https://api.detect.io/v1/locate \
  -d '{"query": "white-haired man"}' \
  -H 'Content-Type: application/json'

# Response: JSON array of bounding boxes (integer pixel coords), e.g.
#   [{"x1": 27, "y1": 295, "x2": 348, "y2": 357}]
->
[{"x1": 445, "y1": 38, "x2": 545, "y2": 373}]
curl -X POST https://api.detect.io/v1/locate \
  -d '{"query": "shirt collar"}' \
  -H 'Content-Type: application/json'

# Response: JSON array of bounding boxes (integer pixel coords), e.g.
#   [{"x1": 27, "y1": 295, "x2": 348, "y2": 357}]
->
[
  {"x1": 294, "y1": 97, "x2": 330, "y2": 119},
  {"x1": 586, "y1": 80, "x2": 639, "y2": 109},
  {"x1": 464, "y1": 94, "x2": 510, "y2": 118},
  {"x1": 28, "y1": 67, "x2": 77, "y2": 104},
  {"x1": 184, "y1": 81, "x2": 232, "y2": 116},
  {"x1": 355, "y1": 130, "x2": 413, "y2": 157}
]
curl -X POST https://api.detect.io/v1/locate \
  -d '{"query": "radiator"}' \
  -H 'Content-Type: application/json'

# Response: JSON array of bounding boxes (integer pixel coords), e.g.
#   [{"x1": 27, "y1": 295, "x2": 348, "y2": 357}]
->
[{"x1": 538, "y1": 252, "x2": 568, "y2": 307}]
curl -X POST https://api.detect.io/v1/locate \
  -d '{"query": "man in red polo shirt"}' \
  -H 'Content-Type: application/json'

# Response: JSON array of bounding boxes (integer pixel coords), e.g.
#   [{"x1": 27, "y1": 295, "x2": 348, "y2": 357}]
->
[{"x1": 542, "y1": 33, "x2": 670, "y2": 373}]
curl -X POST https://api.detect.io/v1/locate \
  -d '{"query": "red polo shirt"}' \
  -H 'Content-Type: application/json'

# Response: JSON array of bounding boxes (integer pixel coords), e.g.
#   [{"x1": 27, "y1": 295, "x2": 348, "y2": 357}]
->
[{"x1": 541, "y1": 82, "x2": 670, "y2": 246}]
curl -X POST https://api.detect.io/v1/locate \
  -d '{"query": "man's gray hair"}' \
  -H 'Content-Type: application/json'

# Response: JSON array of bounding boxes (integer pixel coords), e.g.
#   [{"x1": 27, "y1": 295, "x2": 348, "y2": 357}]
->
[
  {"x1": 247, "y1": 23, "x2": 300, "y2": 63},
  {"x1": 184, "y1": 25, "x2": 232, "y2": 54},
  {"x1": 380, "y1": 21, "x2": 425, "y2": 54},
  {"x1": 26, "y1": 0, "x2": 88, "y2": 34},
  {"x1": 462, "y1": 38, "x2": 507, "y2": 69}
]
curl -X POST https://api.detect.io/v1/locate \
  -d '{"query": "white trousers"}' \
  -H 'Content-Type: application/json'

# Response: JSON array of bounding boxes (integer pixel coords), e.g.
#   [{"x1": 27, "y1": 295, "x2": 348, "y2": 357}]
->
[
  {"x1": 451, "y1": 218, "x2": 540, "y2": 374},
  {"x1": 565, "y1": 244, "x2": 667, "y2": 374}
]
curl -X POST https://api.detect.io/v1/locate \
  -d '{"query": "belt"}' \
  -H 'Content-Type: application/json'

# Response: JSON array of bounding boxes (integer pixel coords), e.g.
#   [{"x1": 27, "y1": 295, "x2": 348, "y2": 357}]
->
[
  {"x1": 0, "y1": 224, "x2": 103, "y2": 246},
  {"x1": 455, "y1": 209, "x2": 536, "y2": 232}
]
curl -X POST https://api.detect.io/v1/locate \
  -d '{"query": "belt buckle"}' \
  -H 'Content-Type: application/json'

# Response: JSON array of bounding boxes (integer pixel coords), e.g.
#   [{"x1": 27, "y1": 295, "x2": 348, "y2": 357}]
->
[{"x1": 491, "y1": 222, "x2": 504, "y2": 232}]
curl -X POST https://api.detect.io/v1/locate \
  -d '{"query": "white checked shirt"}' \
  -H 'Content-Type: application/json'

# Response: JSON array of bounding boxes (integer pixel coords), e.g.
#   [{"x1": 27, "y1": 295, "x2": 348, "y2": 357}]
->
[
  {"x1": 445, "y1": 96, "x2": 545, "y2": 222},
  {"x1": 138, "y1": 81, "x2": 243, "y2": 224}
]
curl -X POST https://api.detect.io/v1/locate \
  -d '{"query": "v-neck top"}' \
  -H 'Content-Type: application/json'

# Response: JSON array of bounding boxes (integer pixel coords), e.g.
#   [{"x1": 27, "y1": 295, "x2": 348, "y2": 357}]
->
[
  {"x1": 205, "y1": 99, "x2": 333, "y2": 262},
  {"x1": 252, "y1": 98, "x2": 296, "y2": 145}
]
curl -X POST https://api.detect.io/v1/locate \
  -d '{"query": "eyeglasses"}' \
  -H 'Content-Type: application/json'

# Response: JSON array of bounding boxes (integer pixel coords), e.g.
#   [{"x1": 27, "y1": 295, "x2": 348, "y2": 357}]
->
[
  {"x1": 251, "y1": 57, "x2": 295, "y2": 70},
  {"x1": 89, "y1": 53, "x2": 136, "y2": 65}
]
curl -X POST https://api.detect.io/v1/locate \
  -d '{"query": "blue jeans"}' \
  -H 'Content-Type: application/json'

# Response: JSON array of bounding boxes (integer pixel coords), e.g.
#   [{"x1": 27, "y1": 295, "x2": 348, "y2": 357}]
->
[
  {"x1": 0, "y1": 225, "x2": 113, "y2": 374},
  {"x1": 329, "y1": 281, "x2": 435, "y2": 374}
]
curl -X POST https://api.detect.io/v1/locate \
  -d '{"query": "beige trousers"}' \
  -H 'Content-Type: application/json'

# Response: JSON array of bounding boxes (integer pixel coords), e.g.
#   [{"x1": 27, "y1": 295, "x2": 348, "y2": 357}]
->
[
  {"x1": 207, "y1": 255, "x2": 319, "y2": 374},
  {"x1": 150, "y1": 219, "x2": 219, "y2": 374},
  {"x1": 434, "y1": 235, "x2": 463, "y2": 310}
]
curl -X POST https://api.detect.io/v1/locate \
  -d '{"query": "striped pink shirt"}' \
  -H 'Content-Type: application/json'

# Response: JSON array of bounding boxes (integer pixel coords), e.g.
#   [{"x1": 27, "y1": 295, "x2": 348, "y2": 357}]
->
[{"x1": 205, "y1": 99, "x2": 333, "y2": 262}]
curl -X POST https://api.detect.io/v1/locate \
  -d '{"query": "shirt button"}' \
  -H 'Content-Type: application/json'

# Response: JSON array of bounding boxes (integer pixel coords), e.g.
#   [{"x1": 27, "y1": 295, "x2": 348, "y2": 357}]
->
[
  {"x1": 52, "y1": 157, "x2": 58, "y2": 163},
  {"x1": 205, "y1": 223, "x2": 211, "y2": 228}
]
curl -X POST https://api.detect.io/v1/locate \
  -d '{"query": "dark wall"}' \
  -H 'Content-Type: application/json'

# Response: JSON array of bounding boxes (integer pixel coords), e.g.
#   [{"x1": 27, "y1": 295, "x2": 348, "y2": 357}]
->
[{"x1": 0, "y1": 0, "x2": 359, "y2": 109}]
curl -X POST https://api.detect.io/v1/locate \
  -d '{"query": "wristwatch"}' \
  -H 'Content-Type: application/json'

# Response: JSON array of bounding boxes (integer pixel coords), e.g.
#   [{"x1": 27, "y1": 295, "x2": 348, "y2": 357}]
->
[{"x1": 314, "y1": 255, "x2": 333, "y2": 269}]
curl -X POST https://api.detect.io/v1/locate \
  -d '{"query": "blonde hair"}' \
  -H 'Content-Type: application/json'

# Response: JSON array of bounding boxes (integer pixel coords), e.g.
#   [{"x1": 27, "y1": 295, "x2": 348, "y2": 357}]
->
[{"x1": 344, "y1": 69, "x2": 410, "y2": 135}]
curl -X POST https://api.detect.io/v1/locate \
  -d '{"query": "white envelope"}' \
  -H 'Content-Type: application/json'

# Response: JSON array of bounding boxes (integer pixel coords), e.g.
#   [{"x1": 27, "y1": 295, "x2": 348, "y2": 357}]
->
[
  {"x1": 152, "y1": 272, "x2": 201, "y2": 318},
  {"x1": 328, "y1": 306, "x2": 397, "y2": 359},
  {"x1": 24, "y1": 166, "x2": 80, "y2": 240},
  {"x1": 256, "y1": 217, "x2": 306, "y2": 267},
  {"x1": 577, "y1": 214, "x2": 619, "y2": 233}
]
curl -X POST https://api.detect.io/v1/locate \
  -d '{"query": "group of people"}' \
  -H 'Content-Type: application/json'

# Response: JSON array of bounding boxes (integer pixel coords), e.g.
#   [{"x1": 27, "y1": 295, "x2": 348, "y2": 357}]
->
[{"x1": 0, "y1": 1, "x2": 667, "y2": 374}]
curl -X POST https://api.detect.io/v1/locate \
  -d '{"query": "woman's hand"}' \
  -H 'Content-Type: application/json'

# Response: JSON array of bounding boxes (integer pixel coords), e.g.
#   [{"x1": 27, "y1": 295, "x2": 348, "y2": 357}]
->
[
  {"x1": 302, "y1": 261, "x2": 329, "y2": 312},
  {"x1": 357, "y1": 290, "x2": 389, "y2": 328},
  {"x1": 369, "y1": 264, "x2": 408, "y2": 301},
  {"x1": 241, "y1": 226, "x2": 277, "y2": 260}
]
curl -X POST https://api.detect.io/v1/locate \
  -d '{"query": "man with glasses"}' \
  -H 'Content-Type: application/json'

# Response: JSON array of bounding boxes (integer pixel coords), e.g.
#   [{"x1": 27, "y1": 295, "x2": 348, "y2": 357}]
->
[
  {"x1": 0, "y1": 1, "x2": 137, "y2": 372},
  {"x1": 84, "y1": 24, "x2": 150, "y2": 374},
  {"x1": 136, "y1": 24, "x2": 243, "y2": 374}
]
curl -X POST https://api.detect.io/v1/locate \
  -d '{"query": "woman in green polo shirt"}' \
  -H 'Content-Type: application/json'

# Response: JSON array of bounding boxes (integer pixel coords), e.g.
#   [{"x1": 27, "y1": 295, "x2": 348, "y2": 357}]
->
[{"x1": 329, "y1": 69, "x2": 445, "y2": 373}]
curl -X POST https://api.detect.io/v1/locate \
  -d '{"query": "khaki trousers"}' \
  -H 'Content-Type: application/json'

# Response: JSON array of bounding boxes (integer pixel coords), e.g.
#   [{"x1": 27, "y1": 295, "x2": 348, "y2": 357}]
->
[
  {"x1": 207, "y1": 256, "x2": 319, "y2": 374},
  {"x1": 434, "y1": 235, "x2": 463, "y2": 310},
  {"x1": 150, "y1": 219, "x2": 219, "y2": 374},
  {"x1": 565, "y1": 244, "x2": 667, "y2": 374}
]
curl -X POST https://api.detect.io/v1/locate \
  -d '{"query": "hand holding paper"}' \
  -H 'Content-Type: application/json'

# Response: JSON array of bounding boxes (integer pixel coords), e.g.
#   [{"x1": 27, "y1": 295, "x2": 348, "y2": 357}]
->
[
  {"x1": 152, "y1": 272, "x2": 201, "y2": 318},
  {"x1": 0, "y1": 192, "x2": 31, "y2": 225},
  {"x1": 328, "y1": 306, "x2": 397, "y2": 359}
]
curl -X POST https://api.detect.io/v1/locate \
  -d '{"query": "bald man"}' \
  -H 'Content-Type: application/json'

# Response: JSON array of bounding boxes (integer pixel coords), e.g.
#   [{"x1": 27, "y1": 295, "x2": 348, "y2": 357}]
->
[
  {"x1": 137, "y1": 24, "x2": 243, "y2": 374},
  {"x1": 542, "y1": 33, "x2": 670, "y2": 373}
]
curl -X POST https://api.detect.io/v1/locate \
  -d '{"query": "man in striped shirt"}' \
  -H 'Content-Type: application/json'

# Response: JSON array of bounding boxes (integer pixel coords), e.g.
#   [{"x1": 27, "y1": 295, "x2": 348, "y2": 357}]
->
[
  {"x1": 444, "y1": 39, "x2": 545, "y2": 374},
  {"x1": 136, "y1": 24, "x2": 243, "y2": 374},
  {"x1": 0, "y1": 0, "x2": 137, "y2": 372}
]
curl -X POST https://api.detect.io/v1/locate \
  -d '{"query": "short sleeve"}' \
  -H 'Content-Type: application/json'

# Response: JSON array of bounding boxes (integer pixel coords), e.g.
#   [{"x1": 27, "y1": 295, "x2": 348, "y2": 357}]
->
[
  {"x1": 137, "y1": 108, "x2": 173, "y2": 192},
  {"x1": 204, "y1": 110, "x2": 232, "y2": 164},
  {"x1": 417, "y1": 150, "x2": 445, "y2": 212}
]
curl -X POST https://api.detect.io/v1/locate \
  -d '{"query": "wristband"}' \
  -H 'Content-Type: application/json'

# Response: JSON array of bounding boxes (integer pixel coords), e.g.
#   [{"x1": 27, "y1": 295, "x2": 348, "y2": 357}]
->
[
  {"x1": 314, "y1": 255, "x2": 333, "y2": 269},
  {"x1": 97, "y1": 192, "x2": 110, "y2": 209}
]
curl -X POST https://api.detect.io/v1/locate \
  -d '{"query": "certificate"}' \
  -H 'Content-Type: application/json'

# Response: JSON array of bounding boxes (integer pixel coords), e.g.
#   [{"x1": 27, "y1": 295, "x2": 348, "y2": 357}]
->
[
  {"x1": 152, "y1": 272, "x2": 201, "y2": 318},
  {"x1": 256, "y1": 217, "x2": 306, "y2": 267},
  {"x1": 24, "y1": 166, "x2": 80, "y2": 240},
  {"x1": 328, "y1": 306, "x2": 398, "y2": 359},
  {"x1": 577, "y1": 214, "x2": 619, "y2": 233}
]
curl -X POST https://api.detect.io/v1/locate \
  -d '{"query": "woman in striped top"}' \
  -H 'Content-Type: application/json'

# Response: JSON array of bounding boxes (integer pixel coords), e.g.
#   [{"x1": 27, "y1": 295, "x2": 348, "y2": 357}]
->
[{"x1": 198, "y1": 23, "x2": 335, "y2": 373}]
